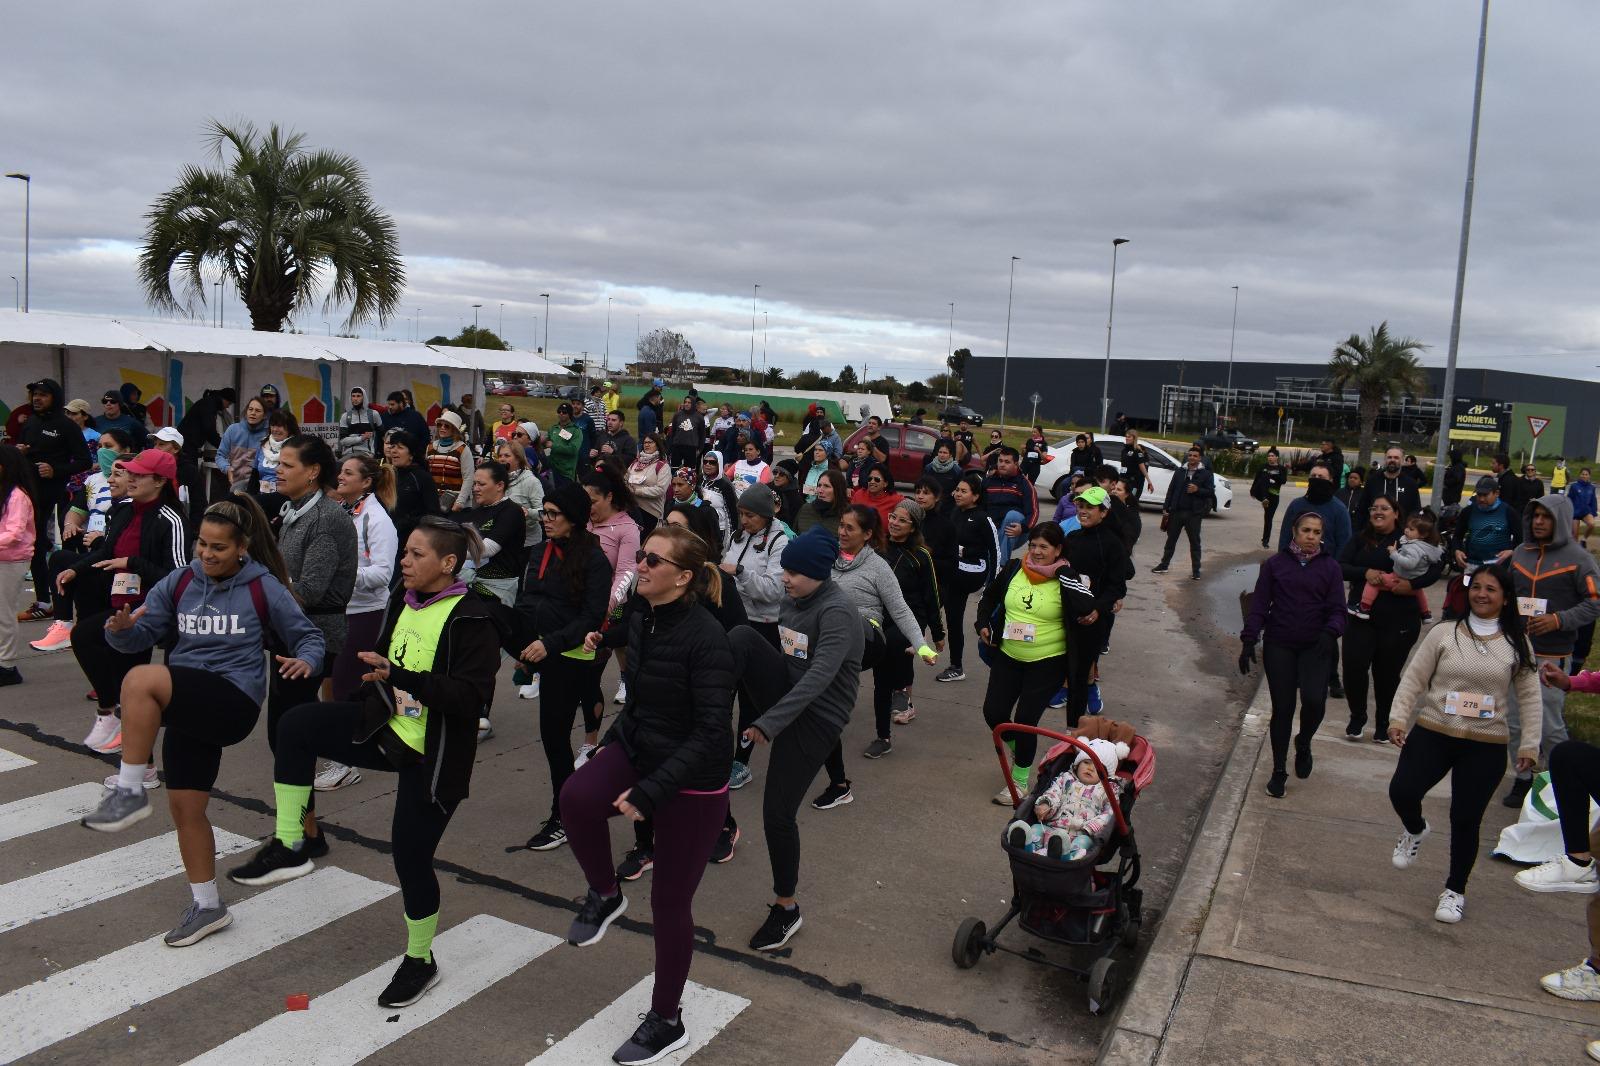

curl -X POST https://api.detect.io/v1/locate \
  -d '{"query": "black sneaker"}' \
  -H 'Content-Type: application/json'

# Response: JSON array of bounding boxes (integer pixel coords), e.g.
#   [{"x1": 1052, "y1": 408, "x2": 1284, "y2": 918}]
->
[
  {"x1": 1344, "y1": 726, "x2": 1362, "y2": 741},
  {"x1": 226, "y1": 838, "x2": 315, "y2": 886},
  {"x1": 1294, "y1": 747, "x2": 1313, "y2": 779},
  {"x1": 709, "y1": 824, "x2": 739, "y2": 864},
  {"x1": 568, "y1": 888, "x2": 628, "y2": 946},
  {"x1": 612, "y1": 1009, "x2": 689, "y2": 1065},
  {"x1": 1191, "y1": 570, "x2": 1201, "y2": 581},
  {"x1": 0, "y1": 666, "x2": 21, "y2": 687},
  {"x1": 1151, "y1": 563, "x2": 1170, "y2": 574},
  {"x1": 377, "y1": 953, "x2": 440, "y2": 1008},
  {"x1": 1503, "y1": 776, "x2": 1533, "y2": 809},
  {"x1": 811, "y1": 781, "x2": 853, "y2": 810},
  {"x1": 617, "y1": 848, "x2": 654, "y2": 882},
  {"x1": 1265, "y1": 771, "x2": 1287, "y2": 799},
  {"x1": 749, "y1": 903, "x2": 803, "y2": 951},
  {"x1": 863, "y1": 737, "x2": 892, "y2": 759},
  {"x1": 300, "y1": 833, "x2": 330, "y2": 860},
  {"x1": 936, "y1": 666, "x2": 965, "y2": 682},
  {"x1": 1329, "y1": 678, "x2": 1346, "y2": 700},
  {"x1": 526, "y1": 818, "x2": 567, "y2": 851}
]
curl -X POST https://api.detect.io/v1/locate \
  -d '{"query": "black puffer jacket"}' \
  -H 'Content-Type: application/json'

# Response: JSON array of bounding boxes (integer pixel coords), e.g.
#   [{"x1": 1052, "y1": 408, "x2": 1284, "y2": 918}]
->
[
  {"x1": 513, "y1": 537, "x2": 612, "y2": 656},
  {"x1": 884, "y1": 541, "x2": 945, "y2": 642},
  {"x1": 602, "y1": 597, "x2": 734, "y2": 816}
]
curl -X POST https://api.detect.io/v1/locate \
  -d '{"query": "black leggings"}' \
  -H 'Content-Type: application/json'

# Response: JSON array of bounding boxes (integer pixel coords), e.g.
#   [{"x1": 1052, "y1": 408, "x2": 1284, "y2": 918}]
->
[
  {"x1": 1343, "y1": 616, "x2": 1420, "y2": 736},
  {"x1": 541, "y1": 653, "x2": 604, "y2": 822},
  {"x1": 1260, "y1": 496, "x2": 1280, "y2": 545},
  {"x1": 47, "y1": 548, "x2": 85, "y2": 623},
  {"x1": 731, "y1": 627, "x2": 845, "y2": 898},
  {"x1": 160, "y1": 666, "x2": 262, "y2": 791},
  {"x1": 1263, "y1": 638, "x2": 1333, "y2": 773},
  {"x1": 72, "y1": 609, "x2": 152, "y2": 711},
  {"x1": 981, "y1": 650, "x2": 1069, "y2": 769},
  {"x1": 1551, "y1": 741, "x2": 1600, "y2": 856},
  {"x1": 1066, "y1": 613, "x2": 1113, "y2": 727},
  {"x1": 733, "y1": 622, "x2": 782, "y2": 768},
  {"x1": 822, "y1": 628, "x2": 907, "y2": 784},
  {"x1": 940, "y1": 569, "x2": 975, "y2": 672},
  {"x1": 267, "y1": 670, "x2": 329, "y2": 819},
  {"x1": 28, "y1": 482, "x2": 62, "y2": 608},
  {"x1": 1388, "y1": 726, "x2": 1505, "y2": 893},
  {"x1": 274, "y1": 701, "x2": 457, "y2": 920}
]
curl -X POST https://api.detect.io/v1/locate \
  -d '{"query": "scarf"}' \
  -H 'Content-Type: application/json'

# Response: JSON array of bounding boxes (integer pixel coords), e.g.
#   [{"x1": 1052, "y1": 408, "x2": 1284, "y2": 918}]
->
[
  {"x1": 1022, "y1": 556, "x2": 1070, "y2": 584},
  {"x1": 1288, "y1": 539, "x2": 1321, "y2": 564},
  {"x1": 340, "y1": 491, "x2": 370, "y2": 517},
  {"x1": 927, "y1": 446, "x2": 959, "y2": 474},
  {"x1": 279, "y1": 490, "x2": 323, "y2": 532},
  {"x1": 404, "y1": 579, "x2": 469, "y2": 610}
]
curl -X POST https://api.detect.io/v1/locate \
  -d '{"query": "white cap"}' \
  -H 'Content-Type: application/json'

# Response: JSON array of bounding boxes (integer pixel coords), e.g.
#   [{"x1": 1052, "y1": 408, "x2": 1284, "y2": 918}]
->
[
  {"x1": 154, "y1": 426, "x2": 184, "y2": 446},
  {"x1": 437, "y1": 410, "x2": 464, "y2": 431}
]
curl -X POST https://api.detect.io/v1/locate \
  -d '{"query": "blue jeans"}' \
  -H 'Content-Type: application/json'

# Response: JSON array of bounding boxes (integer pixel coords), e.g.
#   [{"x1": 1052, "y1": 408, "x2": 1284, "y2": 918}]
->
[{"x1": 998, "y1": 509, "x2": 1027, "y2": 560}]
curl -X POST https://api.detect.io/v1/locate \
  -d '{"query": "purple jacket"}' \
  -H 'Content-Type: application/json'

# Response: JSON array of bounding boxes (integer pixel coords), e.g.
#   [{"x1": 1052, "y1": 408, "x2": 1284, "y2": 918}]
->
[{"x1": 1241, "y1": 550, "x2": 1348, "y2": 648}]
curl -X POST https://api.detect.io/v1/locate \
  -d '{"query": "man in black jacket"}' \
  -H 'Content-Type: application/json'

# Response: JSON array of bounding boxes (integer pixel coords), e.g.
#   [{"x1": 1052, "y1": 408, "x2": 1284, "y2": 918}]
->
[
  {"x1": 1154, "y1": 445, "x2": 1214, "y2": 580},
  {"x1": 1295, "y1": 439, "x2": 1345, "y2": 482},
  {"x1": 1352, "y1": 446, "x2": 1423, "y2": 532},
  {"x1": 19, "y1": 378, "x2": 91, "y2": 617},
  {"x1": 1440, "y1": 448, "x2": 1467, "y2": 507}
]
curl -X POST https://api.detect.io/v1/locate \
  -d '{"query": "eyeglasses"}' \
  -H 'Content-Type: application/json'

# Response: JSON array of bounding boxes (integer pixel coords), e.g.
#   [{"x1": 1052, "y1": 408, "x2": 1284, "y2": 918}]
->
[
  {"x1": 635, "y1": 549, "x2": 687, "y2": 571},
  {"x1": 540, "y1": 508, "x2": 564, "y2": 519}
]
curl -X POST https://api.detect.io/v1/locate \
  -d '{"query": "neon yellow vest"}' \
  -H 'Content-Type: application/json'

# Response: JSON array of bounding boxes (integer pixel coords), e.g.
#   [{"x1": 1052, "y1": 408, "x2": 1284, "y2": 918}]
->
[{"x1": 385, "y1": 594, "x2": 462, "y2": 752}]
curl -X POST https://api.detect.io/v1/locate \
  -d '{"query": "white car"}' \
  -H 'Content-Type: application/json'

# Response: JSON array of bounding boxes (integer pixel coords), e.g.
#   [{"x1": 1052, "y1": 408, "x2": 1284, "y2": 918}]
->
[{"x1": 1036, "y1": 434, "x2": 1233, "y2": 515}]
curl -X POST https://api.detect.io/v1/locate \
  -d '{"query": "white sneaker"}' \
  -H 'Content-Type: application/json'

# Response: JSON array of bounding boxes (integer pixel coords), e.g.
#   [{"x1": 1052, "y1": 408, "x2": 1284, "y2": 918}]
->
[
  {"x1": 1392, "y1": 823, "x2": 1430, "y2": 869},
  {"x1": 518, "y1": 681, "x2": 540, "y2": 700},
  {"x1": 102, "y1": 766, "x2": 161, "y2": 791},
  {"x1": 1543, "y1": 959, "x2": 1600, "y2": 1001},
  {"x1": 574, "y1": 743, "x2": 596, "y2": 770},
  {"x1": 1516, "y1": 855, "x2": 1600, "y2": 894},
  {"x1": 477, "y1": 717, "x2": 494, "y2": 742},
  {"x1": 313, "y1": 762, "x2": 362, "y2": 792},
  {"x1": 613, "y1": 680, "x2": 627, "y2": 705},
  {"x1": 1587, "y1": 1039, "x2": 1600, "y2": 1063},
  {"x1": 82, "y1": 714, "x2": 119, "y2": 751},
  {"x1": 1434, "y1": 889, "x2": 1465, "y2": 924}
]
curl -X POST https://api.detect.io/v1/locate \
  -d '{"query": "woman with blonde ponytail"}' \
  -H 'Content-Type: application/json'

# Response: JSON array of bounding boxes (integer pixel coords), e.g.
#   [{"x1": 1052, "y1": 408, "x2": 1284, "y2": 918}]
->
[{"x1": 560, "y1": 523, "x2": 738, "y2": 1065}]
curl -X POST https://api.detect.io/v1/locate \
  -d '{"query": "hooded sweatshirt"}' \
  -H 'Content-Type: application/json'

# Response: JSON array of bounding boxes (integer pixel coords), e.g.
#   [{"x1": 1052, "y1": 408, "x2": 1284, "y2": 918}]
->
[
  {"x1": 1570, "y1": 478, "x2": 1598, "y2": 521},
  {"x1": 1510, "y1": 493, "x2": 1600, "y2": 657},
  {"x1": 1241, "y1": 548, "x2": 1348, "y2": 648},
  {"x1": 105, "y1": 558, "x2": 325, "y2": 705},
  {"x1": 1277, "y1": 480, "x2": 1354, "y2": 557},
  {"x1": 832, "y1": 545, "x2": 924, "y2": 643},
  {"x1": 217, "y1": 411, "x2": 268, "y2": 489},
  {"x1": 20, "y1": 379, "x2": 92, "y2": 485},
  {"x1": 750, "y1": 579, "x2": 866, "y2": 740},
  {"x1": 338, "y1": 388, "x2": 384, "y2": 458}
]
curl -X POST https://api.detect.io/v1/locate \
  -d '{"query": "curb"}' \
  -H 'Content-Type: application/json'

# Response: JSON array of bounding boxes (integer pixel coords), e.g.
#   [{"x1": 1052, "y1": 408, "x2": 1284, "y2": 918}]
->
[{"x1": 1095, "y1": 679, "x2": 1270, "y2": 1066}]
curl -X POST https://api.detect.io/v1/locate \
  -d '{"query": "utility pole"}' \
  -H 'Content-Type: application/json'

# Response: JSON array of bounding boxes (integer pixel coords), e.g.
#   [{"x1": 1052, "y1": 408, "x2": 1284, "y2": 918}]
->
[
  {"x1": 1100, "y1": 238, "x2": 1129, "y2": 435},
  {"x1": 748, "y1": 284, "x2": 760, "y2": 386},
  {"x1": 946, "y1": 302, "x2": 955, "y2": 400},
  {"x1": 1223, "y1": 285, "x2": 1239, "y2": 424},
  {"x1": 1000, "y1": 257, "x2": 1018, "y2": 432}
]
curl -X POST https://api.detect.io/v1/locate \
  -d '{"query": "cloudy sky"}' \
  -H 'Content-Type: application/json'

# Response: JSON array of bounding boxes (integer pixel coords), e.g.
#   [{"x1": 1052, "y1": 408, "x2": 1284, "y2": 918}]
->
[{"x1": 3, "y1": 2, "x2": 1598, "y2": 381}]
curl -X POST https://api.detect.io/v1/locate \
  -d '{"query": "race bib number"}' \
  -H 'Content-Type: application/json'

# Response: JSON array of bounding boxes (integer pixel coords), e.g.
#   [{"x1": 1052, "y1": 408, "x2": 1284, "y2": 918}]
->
[
  {"x1": 111, "y1": 573, "x2": 141, "y2": 597},
  {"x1": 1003, "y1": 621, "x2": 1037, "y2": 642},
  {"x1": 779, "y1": 626, "x2": 809, "y2": 660},
  {"x1": 1026, "y1": 450, "x2": 1039, "y2": 461},
  {"x1": 1444, "y1": 691, "x2": 1495, "y2": 719},
  {"x1": 1517, "y1": 596, "x2": 1548, "y2": 618},
  {"x1": 394, "y1": 687, "x2": 423, "y2": 719},
  {"x1": 557, "y1": 428, "x2": 573, "y2": 442}
]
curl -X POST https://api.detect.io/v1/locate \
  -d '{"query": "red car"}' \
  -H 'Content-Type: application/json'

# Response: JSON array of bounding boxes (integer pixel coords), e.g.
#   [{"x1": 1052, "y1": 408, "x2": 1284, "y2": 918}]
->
[{"x1": 842, "y1": 423, "x2": 983, "y2": 485}]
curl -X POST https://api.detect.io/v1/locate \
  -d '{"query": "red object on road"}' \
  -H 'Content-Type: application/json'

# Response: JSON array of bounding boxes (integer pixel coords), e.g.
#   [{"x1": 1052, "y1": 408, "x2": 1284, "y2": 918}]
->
[{"x1": 285, "y1": 993, "x2": 310, "y2": 1011}]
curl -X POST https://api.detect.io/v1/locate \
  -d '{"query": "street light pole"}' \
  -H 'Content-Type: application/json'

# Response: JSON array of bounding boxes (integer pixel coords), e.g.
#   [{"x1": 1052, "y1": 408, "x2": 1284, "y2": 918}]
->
[
  {"x1": 1223, "y1": 285, "x2": 1239, "y2": 424},
  {"x1": 606, "y1": 296, "x2": 612, "y2": 367},
  {"x1": 1000, "y1": 258, "x2": 1018, "y2": 432},
  {"x1": 5, "y1": 173, "x2": 29, "y2": 312},
  {"x1": 8, "y1": 276, "x2": 16, "y2": 312},
  {"x1": 1100, "y1": 238, "x2": 1130, "y2": 434},
  {"x1": 1433, "y1": 0, "x2": 1491, "y2": 506},
  {"x1": 540, "y1": 293, "x2": 550, "y2": 356},
  {"x1": 214, "y1": 280, "x2": 221, "y2": 327},
  {"x1": 472, "y1": 303, "x2": 482, "y2": 348},
  {"x1": 748, "y1": 284, "x2": 760, "y2": 386},
  {"x1": 762, "y1": 311, "x2": 768, "y2": 385},
  {"x1": 946, "y1": 301, "x2": 955, "y2": 400}
]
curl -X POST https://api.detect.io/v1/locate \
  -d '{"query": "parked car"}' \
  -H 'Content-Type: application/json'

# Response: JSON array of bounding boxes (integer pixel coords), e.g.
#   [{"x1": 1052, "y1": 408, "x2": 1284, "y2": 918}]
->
[
  {"x1": 486, "y1": 381, "x2": 526, "y2": 396},
  {"x1": 842, "y1": 422, "x2": 984, "y2": 486},
  {"x1": 1034, "y1": 434, "x2": 1233, "y2": 514},
  {"x1": 526, "y1": 382, "x2": 556, "y2": 398},
  {"x1": 938, "y1": 404, "x2": 984, "y2": 426},
  {"x1": 1198, "y1": 428, "x2": 1258, "y2": 453},
  {"x1": 556, "y1": 385, "x2": 585, "y2": 402}
]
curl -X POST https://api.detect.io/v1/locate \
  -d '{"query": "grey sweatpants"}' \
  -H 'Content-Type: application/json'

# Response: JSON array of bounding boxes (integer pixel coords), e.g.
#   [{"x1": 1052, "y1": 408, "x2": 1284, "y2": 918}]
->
[{"x1": 1507, "y1": 654, "x2": 1569, "y2": 779}]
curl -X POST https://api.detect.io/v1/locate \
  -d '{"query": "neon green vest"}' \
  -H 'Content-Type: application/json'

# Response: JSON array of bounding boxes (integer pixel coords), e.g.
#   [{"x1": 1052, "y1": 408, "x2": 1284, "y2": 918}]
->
[{"x1": 385, "y1": 594, "x2": 462, "y2": 752}]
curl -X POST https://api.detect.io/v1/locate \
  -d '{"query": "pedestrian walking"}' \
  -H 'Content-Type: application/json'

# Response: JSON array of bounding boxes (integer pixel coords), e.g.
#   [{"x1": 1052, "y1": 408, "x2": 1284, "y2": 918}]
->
[
  {"x1": 1153, "y1": 445, "x2": 1215, "y2": 579},
  {"x1": 1250, "y1": 448, "x2": 1288, "y2": 549},
  {"x1": 937, "y1": 472, "x2": 998, "y2": 684}
]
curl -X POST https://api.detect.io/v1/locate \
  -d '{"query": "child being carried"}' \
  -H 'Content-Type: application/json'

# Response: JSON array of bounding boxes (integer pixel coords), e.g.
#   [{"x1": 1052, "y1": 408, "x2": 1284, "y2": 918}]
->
[
  {"x1": 1350, "y1": 511, "x2": 1442, "y2": 621},
  {"x1": 1007, "y1": 738, "x2": 1127, "y2": 861}
]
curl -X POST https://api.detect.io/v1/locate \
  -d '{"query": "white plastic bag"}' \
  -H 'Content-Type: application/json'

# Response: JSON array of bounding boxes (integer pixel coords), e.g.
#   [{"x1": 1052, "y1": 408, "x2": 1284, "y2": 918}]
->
[{"x1": 1494, "y1": 771, "x2": 1600, "y2": 864}]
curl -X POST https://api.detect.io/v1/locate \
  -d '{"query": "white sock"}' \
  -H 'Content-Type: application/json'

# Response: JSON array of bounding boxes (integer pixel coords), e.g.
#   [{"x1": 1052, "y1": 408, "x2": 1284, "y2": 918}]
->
[
  {"x1": 190, "y1": 879, "x2": 221, "y2": 910},
  {"x1": 116, "y1": 761, "x2": 146, "y2": 792}
]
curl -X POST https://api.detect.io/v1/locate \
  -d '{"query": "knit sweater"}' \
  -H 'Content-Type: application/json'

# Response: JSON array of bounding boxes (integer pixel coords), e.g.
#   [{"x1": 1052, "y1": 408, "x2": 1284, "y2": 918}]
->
[{"x1": 1388, "y1": 620, "x2": 1543, "y2": 758}]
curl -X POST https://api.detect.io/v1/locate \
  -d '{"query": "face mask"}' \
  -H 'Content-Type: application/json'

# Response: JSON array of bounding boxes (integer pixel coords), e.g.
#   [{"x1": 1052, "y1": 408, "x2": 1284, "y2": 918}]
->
[
  {"x1": 97, "y1": 447, "x2": 119, "y2": 478},
  {"x1": 1305, "y1": 479, "x2": 1335, "y2": 504}
]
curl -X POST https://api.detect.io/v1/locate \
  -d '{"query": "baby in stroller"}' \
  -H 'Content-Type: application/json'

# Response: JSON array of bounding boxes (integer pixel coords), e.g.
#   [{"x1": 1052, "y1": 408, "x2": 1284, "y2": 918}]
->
[{"x1": 1007, "y1": 738, "x2": 1129, "y2": 861}]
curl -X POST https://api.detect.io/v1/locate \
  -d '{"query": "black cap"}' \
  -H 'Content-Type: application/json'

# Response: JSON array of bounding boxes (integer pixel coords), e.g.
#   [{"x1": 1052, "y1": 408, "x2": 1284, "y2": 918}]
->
[
  {"x1": 101, "y1": 391, "x2": 120, "y2": 403},
  {"x1": 1475, "y1": 475, "x2": 1500, "y2": 495}
]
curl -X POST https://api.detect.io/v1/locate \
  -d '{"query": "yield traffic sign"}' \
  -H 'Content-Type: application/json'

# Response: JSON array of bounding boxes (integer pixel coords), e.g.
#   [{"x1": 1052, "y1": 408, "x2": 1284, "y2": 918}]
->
[{"x1": 1527, "y1": 415, "x2": 1551, "y2": 439}]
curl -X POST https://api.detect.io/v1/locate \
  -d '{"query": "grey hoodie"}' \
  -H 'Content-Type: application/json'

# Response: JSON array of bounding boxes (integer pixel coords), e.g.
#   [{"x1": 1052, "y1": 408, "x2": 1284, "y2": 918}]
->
[
  {"x1": 751, "y1": 579, "x2": 866, "y2": 739},
  {"x1": 831, "y1": 545, "x2": 924, "y2": 645},
  {"x1": 106, "y1": 558, "x2": 325, "y2": 705},
  {"x1": 1512, "y1": 492, "x2": 1600, "y2": 656}
]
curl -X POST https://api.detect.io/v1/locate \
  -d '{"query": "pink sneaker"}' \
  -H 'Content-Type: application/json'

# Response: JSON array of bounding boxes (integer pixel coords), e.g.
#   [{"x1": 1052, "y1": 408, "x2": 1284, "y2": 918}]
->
[
  {"x1": 30, "y1": 620, "x2": 74, "y2": 652},
  {"x1": 83, "y1": 715, "x2": 119, "y2": 751},
  {"x1": 95, "y1": 724, "x2": 124, "y2": 755}
]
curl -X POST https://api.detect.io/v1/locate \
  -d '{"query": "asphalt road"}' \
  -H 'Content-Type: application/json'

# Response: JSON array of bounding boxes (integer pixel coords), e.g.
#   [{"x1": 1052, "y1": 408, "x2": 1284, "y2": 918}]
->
[{"x1": 0, "y1": 493, "x2": 1270, "y2": 1066}]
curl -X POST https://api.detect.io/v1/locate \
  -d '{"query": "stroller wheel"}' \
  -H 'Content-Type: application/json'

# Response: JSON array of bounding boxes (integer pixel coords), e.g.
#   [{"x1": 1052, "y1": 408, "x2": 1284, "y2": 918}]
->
[
  {"x1": 1118, "y1": 904, "x2": 1142, "y2": 949},
  {"x1": 952, "y1": 917, "x2": 987, "y2": 969},
  {"x1": 1088, "y1": 957, "x2": 1122, "y2": 1015}
]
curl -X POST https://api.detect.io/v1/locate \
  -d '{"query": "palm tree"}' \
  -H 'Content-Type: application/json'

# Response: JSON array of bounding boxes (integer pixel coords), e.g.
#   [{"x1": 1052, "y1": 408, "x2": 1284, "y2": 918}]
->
[
  {"x1": 139, "y1": 121, "x2": 404, "y2": 333},
  {"x1": 1326, "y1": 322, "x2": 1430, "y2": 469}
]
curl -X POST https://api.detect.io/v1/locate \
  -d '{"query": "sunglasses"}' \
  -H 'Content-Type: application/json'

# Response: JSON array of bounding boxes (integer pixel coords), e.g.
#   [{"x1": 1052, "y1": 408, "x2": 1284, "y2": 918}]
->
[
  {"x1": 868, "y1": 477, "x2": 887, "y2": 485},
  {"x1": 635, "y1": 549, "x2": 687, "y2": 571},
  {"x1": 540, "y1": 508, "x2": 564, "y2": 519},
  {"x1": 512, "y1": 430, "x2": 530, "y2": 438}
]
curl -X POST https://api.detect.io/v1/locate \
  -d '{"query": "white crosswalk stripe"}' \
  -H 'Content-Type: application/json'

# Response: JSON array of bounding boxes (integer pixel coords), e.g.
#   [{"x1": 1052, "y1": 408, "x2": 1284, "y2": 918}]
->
[
  {"x1": 0, "y1": 828, "x2": 255, "y2": 934},
  {"x1": 0, "y1": 782, "x2": 105, "y2": 844},
  {"x1": 834, "y1": 1036, "x2": 960, "y2": 1065},
  {"x1": 183, "y1": 914, "x2": 561, "y2": 1065},
  {"x1": 526, "y1": 974, "x2": 749, "y2": 1065},
  {"x1": 0, "y1": 746, "x2": 37, "y2": 774},
  {"x1": 0, "y1": 866, "x2": 396, "y2": 1064}
]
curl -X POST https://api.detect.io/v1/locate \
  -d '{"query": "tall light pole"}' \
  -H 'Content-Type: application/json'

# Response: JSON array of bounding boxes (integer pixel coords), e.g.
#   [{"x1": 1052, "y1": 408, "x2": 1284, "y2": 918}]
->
[
  {"x1": 1222, "y1": 285, "x2": 1239, "y2": 424},
  {"x1": 748, "y1": 284, "x2": 760, "y2": 386},
  {"x1": 946, "y1": 302, "x2": 955, "y2": 400},
  {"x1": 414, "y1": 307, "x2": 421, "y2": 343},
  {"x1": 214, "y1": 280, "x2": 222, "y2": 328},
  {"x1": 472, "y1": 303, "x2": 482, "y2": 348},
  {"x1": 1433, "y1": 0, "x2": 1491, "y2": 506},
  {"x1": 1100, "y1": 238, "x2": 1130, "y2": 434},
  {"x1": 540, "y1": 293, "x2": 550, "y2": 356},
  {"x1": 8, "y1": 276, "x2": 16, "y2": 311},
  {"x1": 5, "y1": 173, "x2": 29, "y2": 312},
  {"x1": 1000, "y1": 257, "x2": 1019, "y2": 432},
  {"x1": 499, "y1": 302, "x2": 505, "y2": 342},
  {"x1": 605, "y1": 296, "x2": 612, "y2": 367}
]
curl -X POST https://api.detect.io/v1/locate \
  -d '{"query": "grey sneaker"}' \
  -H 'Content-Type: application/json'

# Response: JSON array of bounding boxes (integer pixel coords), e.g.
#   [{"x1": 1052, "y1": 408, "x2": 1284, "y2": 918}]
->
[
  {"x1": 81, "y1": 786, "x2": 151, "y2": 832},
  {"x1": 863, "y1": 737, "x2": 893, "y2": 759},
  {"x1": 728, "y1": 761, "x2": 753, "y2": 790},
  {"x1": 164, "y1": 901, "x2": 232, "y2": 947}
]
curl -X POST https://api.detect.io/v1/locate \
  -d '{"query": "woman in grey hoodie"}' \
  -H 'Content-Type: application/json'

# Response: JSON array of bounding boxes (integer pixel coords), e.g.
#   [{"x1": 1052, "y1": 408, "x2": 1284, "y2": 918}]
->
[{"x1": 79, "y1": 495, "x2": 323, "y2": 948}]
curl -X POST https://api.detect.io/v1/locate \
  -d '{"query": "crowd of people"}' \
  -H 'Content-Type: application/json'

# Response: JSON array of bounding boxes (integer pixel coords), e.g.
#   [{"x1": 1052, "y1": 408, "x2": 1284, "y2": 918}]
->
[{"x1": 1, "y1": 377, "x2": 1156, "y2": 1065}]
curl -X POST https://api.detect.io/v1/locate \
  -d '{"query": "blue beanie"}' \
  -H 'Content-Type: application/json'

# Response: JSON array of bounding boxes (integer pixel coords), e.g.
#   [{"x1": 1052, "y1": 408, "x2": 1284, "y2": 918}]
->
[{"x1": 780, "y1": 526, "x2": 839, "y2": 581}]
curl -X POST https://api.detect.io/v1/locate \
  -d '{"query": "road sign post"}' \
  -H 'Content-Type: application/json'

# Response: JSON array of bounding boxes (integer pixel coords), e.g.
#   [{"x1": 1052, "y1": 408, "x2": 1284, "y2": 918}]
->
[
  {"x1": 1527, "y1": 414, "x2": 1551, "y2": 466},
  {"x1": 1029, "y1": 391, "x2": 1042, "y2": 428}
]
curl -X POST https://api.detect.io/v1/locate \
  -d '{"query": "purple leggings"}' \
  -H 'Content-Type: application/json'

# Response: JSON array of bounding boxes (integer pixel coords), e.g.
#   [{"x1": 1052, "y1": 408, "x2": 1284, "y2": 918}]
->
[{"x1": 560, "y1": 744, "x2": 728, "y2": 1017}]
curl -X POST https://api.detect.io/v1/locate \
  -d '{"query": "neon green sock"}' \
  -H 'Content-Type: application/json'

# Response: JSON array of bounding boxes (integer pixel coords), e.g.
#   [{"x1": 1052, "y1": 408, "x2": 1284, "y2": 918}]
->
[
  {"x1": 406, "y1": 912, "x2": 439, "y2": 961},
  {"x1": 1012, "y1": 764, "x2": 1030, "y2": 790},
  {"x1": 272, "y1": 782, "x2": 312, "y2": 848},
  {"x1": 1005, "y1": 738, "x2": 1017, "y2": 757}
]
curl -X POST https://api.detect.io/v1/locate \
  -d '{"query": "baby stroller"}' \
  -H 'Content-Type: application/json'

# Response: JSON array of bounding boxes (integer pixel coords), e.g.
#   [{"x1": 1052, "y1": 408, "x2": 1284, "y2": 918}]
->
[{"x1": 952, "y1": 720, "x2": 1155, "y2": 1015}]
